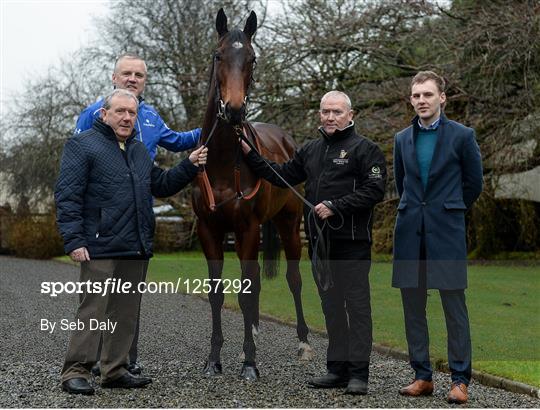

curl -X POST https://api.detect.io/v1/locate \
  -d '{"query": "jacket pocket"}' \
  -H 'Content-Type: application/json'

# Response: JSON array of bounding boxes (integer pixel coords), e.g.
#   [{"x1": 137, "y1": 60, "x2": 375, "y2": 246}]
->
[
  {"x1": 97, "y1": 207, "x2": 116, "y2": 236},
  {"x1": 444, "y1": 200, "x2": 467, "y2": 210},
  {"x1": 95, "y1": 207, "x2": 103, "y2": 237}
]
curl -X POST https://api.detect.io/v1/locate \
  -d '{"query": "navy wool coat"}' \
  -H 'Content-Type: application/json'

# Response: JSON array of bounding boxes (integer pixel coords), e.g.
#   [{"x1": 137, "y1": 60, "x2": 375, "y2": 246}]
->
[
  {"x1": 55, "y1": 119, "x2": 198, "y2": 259},
  {"x1": 392, "y1": 113, "x2": 483, "y2": 289}
]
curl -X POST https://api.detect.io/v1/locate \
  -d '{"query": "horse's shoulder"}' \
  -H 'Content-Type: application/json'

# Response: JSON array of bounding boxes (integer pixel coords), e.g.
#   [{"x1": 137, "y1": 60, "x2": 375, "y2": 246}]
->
[{"x1": 250, "y1": 122, "x2": 296, "y2": 159}]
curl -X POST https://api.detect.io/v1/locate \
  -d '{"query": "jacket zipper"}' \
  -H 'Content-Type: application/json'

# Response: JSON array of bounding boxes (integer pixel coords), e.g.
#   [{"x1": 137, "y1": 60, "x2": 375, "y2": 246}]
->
[
  {"x1": 96, "y1": 208, "x2": 102, "y2": 238},
  {"x1": 366, "y1": 210, "x2": 372, "y2": 242},
  {"x1": 126, "y1": 143, "x2": 144, "y2": 255},
  {"x1": 352, "y1": 179, "x2": 356, "y2": 240},
  {"x1": 136, "y1": 117, "x2": 143, "y2": 143},
  {"x1": 315, "y1": 143, "x2": 330, "y2": 203}
]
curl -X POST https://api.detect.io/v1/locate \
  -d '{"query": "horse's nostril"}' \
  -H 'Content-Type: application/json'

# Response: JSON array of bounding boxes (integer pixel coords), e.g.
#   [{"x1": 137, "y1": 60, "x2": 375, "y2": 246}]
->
[{"x1": 224, "y1": 102, "x2": 245, "y2": 125}]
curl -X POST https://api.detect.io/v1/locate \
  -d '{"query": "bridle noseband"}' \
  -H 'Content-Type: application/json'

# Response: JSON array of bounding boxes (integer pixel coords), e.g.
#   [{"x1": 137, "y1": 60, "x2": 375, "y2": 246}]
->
[{"x1": 212, "y1": 50, "x2": 254, "y2": 123}]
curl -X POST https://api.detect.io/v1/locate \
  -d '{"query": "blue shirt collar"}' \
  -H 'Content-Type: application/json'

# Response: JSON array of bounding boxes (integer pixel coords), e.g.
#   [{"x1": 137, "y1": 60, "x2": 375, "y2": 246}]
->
[{"x1": 418, "y1": 117, "x2": 441, "y2": 131}]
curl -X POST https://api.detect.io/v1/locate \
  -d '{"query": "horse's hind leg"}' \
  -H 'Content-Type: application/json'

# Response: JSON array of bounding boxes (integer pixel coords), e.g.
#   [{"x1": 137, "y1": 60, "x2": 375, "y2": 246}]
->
[
  {"x1": 198, "y1": 221, "x2": 225, "y2": 376},
  {"x1": 273, "y1": 206, "x2": 314, "y2": 361},
  {"x1": 235, "y1": 222, "x2": 262, "y2": 381}
]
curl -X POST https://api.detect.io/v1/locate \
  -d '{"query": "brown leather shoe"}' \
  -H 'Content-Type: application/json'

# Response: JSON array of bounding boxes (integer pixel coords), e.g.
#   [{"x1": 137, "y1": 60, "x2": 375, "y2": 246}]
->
[
  {"x1": 448, "y1": 382, "x2": 468, "y2": 404},
  {"x1": 399, "y1": 379, "x2": 434, "y2": 396}
]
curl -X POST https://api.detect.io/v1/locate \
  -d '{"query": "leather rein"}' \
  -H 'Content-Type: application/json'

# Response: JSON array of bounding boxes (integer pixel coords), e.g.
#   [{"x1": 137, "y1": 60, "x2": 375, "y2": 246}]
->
[{"x1": 197, "y1": 53, "x2": 262, "y2": 212}]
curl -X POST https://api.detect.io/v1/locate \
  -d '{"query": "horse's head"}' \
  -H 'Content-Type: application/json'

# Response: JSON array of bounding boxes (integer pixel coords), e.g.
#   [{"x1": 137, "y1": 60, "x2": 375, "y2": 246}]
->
[{"x1": 213, "y1": 8, "x2": 257, "y2": 125}]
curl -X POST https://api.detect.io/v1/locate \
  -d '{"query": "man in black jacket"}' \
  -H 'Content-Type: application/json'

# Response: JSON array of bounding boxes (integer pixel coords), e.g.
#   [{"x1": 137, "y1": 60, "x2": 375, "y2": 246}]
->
[
  {"x1": 55, "y1": 89, "x2": 207, "y2": 395},
  {"x1": 241, "y1": 91, "x2": 386, "y2": 395}
]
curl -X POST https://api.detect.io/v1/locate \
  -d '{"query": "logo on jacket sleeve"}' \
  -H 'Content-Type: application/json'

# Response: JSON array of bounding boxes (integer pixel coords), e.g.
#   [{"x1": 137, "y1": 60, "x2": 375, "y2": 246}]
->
[
  {"x1": 368, "y1": 165, "x2": 382, "y2": 179},
  {"x1": 143, "y1": 118, "x2": 156, "y2": 128},
  {"x1": 333, "y1": 150, "x2": 349, "y2": 165}
]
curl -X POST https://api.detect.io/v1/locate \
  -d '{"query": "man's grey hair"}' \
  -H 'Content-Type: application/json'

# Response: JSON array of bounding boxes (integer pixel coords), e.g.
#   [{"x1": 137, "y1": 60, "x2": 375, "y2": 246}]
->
[
  {"x1": 113, "y1": 52, "x2": 147, "y2": 74},
  {"x1": 102, "y1": 89, "x2": 139, "y2": 110},
  {"x1": 320, "y1": 91, "x2": 352, "y2": 110}
]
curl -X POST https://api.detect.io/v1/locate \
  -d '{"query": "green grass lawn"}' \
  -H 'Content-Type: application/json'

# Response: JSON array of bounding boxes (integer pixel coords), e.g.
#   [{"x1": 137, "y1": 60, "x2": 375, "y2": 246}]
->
[{"x1": 145, "y1": 251, "x2": 540, "y2": 387}]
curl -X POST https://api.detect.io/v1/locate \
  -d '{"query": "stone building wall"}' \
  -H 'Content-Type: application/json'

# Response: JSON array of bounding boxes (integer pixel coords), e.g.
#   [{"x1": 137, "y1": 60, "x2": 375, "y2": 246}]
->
[{"x1": 153, "y1": 216, "x2": 195, "y2": 252}]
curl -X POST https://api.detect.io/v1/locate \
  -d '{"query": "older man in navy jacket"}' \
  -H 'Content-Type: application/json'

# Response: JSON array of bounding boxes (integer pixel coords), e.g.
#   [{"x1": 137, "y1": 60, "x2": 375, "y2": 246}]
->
[
  {"x1": 55, "y1": 89, "x2": 207, "y2": 395},
  {"x1": 393, "y1": 71, "x2": 483, "y2": 404},
  {"x1": 75, "y1": 53, "x2": 202, "y2": 375}
]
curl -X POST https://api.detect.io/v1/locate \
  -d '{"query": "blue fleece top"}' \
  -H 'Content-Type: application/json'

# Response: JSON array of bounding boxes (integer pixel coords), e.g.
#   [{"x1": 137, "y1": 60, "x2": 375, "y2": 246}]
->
[{"x1": 74, "y1": 98, "x2": 201, "y2": 160}]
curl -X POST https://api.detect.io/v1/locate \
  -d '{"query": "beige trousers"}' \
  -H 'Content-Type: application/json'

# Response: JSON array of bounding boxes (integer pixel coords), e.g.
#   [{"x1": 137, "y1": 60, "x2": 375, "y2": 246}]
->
[{"x1": 60, "y1": 259, "x2": 148, "y2": 383}]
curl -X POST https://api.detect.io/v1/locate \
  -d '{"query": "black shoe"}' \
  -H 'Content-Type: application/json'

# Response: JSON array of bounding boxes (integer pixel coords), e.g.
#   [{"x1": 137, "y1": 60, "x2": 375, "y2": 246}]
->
[
  {"x1": 61, "y1": 377, "x2": 95, "y2": 395},
  {"x1": 101, "y1": 372, "x2": 152, "y2": 389},
  {"x1": 91, "y1": 362, "x2": 141, "y2": 377},
  {"x1": 344, "y1": 378, "x2": 368, "y2": 395},
  {"x1": 308, "y1": 373, "x2": 348, "y2": 388},
  {"x1": 91, "y1": 363, "x2": 101, "y2": 377},
  {"x1": 126, "y1": 362, "x2": 143, "y2": 375}
]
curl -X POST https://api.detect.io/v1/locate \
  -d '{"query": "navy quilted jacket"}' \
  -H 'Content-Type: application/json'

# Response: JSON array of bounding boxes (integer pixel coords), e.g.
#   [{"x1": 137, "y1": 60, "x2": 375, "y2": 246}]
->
[{"x1": 55, "y1": 118, "x2": 198, "y2": 259}]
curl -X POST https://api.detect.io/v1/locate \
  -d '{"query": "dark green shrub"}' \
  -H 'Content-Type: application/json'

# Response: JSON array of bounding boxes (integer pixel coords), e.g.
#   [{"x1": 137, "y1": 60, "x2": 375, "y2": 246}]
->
[{"x1": 7, "y1": 215, "x2": 64, "y2": 259}]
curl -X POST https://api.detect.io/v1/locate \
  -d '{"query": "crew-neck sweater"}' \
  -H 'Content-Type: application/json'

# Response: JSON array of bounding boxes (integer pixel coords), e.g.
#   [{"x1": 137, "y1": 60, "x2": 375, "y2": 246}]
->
[{"x1": 416, "y1": 128, "x2": 438, "y2": 190}]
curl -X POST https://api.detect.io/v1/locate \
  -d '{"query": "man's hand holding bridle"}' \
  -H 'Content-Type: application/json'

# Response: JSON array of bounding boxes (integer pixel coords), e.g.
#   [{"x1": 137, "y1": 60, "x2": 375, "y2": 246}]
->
[{"x1": 315, "y1": 203, "x2": 334, "y2": 220}]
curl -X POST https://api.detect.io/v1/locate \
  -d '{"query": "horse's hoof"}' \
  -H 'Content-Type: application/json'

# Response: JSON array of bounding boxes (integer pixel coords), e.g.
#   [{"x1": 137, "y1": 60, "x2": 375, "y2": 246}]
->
[
  {"x1": 240, "y1": 364, "x2": 259, "y2": 381},
  {"x1": 203, "y1": 361, "x2": 222, "y2": 376},
  {"x1": 298, "y1": 342, "x2": 314, "y2": 361}
]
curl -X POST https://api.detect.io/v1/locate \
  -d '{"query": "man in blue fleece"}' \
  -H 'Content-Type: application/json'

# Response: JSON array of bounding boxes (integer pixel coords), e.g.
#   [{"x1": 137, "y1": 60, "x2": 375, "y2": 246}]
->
[{"x1": 75, "y1": 53, "x2": 201, "y2": 160}]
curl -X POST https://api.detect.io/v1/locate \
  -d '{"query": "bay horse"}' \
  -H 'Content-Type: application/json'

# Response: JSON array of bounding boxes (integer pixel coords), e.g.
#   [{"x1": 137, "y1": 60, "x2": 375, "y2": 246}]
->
[{"x1": 191, "y1": 9, "x2": 313, "y2": 381}]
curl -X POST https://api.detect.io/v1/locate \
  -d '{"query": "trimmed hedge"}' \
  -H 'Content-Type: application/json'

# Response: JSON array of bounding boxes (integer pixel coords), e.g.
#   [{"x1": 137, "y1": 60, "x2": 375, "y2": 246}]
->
[{"x1": 7, "y1": 215, "x2": 64, "y2": 259}]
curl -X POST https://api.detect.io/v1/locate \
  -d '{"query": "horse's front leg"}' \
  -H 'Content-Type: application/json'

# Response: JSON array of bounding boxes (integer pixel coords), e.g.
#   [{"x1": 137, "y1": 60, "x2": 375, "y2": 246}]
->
[
  {"x1": 273, "y1": 210, "x2": 314, "y2": 361},
  {"x1": 235, "y1": 222, "x2": 261, "y2": 381},
  {"x1": 198, "y1": 220, "x2": 225, "y2": 376}
]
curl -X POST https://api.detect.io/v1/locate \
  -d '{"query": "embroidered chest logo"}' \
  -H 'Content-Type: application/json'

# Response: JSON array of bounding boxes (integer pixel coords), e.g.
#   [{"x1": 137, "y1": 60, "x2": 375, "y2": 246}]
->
[
  {"x1": 333, "y1": 150, "x2": 349, "y2": 165},
  {"x1": 143, "y1": 118, "x2": 155, "y2": 128}
]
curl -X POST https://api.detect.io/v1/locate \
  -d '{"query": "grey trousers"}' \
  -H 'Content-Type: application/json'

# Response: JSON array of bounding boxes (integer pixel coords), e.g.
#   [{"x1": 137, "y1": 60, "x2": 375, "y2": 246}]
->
[{"x1": 61, "y1": 259, "x2": 147, "y2": 383}]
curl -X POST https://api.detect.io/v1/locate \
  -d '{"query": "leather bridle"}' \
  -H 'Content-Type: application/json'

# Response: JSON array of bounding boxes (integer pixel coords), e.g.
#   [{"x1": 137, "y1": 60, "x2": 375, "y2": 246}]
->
[{"x1": 197, "y1": 50, "x2": 261, "y2": 212}]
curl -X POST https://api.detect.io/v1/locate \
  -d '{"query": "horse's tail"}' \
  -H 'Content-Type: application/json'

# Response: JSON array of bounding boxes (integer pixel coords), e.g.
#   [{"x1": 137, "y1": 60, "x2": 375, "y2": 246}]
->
[{"x1": 262, "y1": 221, "x2": 280, "y2": 279}]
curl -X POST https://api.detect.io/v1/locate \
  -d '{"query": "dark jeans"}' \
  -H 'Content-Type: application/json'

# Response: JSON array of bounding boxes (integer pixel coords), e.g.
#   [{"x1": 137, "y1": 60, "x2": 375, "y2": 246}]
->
[
  {"x1": 400, "y1": 235, "x2": 472, "y2": 385},
  {"x1": 311, "y1": 240, "x2": 372, "y2": 382}
]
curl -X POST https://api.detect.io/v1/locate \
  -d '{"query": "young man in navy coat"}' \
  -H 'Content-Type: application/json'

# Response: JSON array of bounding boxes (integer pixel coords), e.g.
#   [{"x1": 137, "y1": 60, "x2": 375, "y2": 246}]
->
[{"x1": 393, "y1": 71, "x2": 483, "y2": 404}]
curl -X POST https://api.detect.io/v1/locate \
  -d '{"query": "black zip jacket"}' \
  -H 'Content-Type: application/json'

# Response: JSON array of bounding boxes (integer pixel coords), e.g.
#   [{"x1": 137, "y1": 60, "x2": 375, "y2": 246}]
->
[
  {"x1": 55, "y1": 118, "x2": 198, "y2": 258},
  {"x1": 246, "y1": 122, "x2": 387, "y2": 242}
]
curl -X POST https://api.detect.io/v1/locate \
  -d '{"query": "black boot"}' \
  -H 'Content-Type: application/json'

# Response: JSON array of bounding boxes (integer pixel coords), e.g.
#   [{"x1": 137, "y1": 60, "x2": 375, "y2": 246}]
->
[
  {"x1": 344, "y1": 378, "x2": 368, "y2": 395},
  {"x1": 308, "y1": 373, "x2": 348, "y2": 388}
]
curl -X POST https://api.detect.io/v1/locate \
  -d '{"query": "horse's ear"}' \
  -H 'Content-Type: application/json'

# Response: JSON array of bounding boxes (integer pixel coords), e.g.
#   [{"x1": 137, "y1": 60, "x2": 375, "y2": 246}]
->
[
  {"x1": 243, "y1": 11, "x2": 257, "y2": 40},
  {"x1": 216, "y1": 8, "x2": 228, "y2": 38}
]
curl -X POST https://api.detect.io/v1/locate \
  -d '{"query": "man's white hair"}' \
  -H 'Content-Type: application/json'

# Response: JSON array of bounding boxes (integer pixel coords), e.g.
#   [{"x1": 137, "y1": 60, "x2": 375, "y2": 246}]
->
[
  {"x1": 102, "y1": 89, "x2": 139, "y2": 110},
  {"x1": 320, "y1": 91, "x2": 352, "y2": 110}
]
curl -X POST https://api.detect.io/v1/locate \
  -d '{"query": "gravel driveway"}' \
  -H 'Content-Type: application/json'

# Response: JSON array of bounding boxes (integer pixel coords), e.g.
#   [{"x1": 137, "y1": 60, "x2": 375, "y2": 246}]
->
[{"x1": 0, "y1": 256, "x2": 538, "y2": 408}]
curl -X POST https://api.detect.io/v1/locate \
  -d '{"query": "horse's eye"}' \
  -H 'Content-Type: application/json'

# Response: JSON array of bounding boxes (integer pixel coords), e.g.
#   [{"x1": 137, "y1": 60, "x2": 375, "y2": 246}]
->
[{"x1": 214, "y1": 53, "x2": 221, "y2": 61}]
